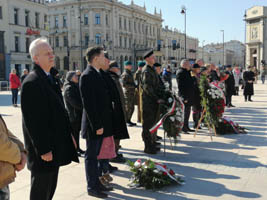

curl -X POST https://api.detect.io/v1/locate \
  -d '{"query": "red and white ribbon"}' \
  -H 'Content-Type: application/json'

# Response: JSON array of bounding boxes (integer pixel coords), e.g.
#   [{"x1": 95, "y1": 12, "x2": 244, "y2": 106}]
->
[
  {"x1": 149, "y1": 97, "x2": 176, "y2": 134},
  {"x1": 223, "y1": 116, "x2": 239, "y2": 133}
]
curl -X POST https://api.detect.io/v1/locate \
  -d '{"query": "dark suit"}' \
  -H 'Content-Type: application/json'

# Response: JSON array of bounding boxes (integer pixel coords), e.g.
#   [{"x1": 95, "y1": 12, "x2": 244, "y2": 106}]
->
[
  {"x1": 225, "y1": 71, "x2": 236, "y2": 106},
  {"x1": 79, "y1": 65, "x2": 113, "y2": 191},
  {"x1": 176, "y1": 68, "x2": 194, "y2": 129},
  {"x1": 20, "y1": 64, "x2": 78, "y2": 200}
]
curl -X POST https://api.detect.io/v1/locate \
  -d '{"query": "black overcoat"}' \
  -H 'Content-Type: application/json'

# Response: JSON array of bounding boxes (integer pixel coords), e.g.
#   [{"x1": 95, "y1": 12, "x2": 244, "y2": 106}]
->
[
  {"x1": 225, "y1": 71, "x2": 236, "y2": 96},
  {"x1": 243, "y1": 71, "x2": 255, "y2": 95},
  {"x1": 101, "y1": 70, "x2": 129, "y2": 140},
  {"x1": 80, "y1": 66, "x2": 113, "y2": 140},
  {"x1": 176, "y1": 68, "x2": 194, "y2": 105},
  {"x1": 21, "y1": 64, "x2": 78, "y2": 172}
]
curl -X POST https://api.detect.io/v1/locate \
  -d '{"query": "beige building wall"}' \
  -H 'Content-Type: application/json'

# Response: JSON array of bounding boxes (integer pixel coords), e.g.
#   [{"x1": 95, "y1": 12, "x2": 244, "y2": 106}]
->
[
  {"x1": 0, "y1": 0, "x2": 49, "y2": 76},
  {"x1": 245, "y1": 6, "x2": 267, "y2": 70}
]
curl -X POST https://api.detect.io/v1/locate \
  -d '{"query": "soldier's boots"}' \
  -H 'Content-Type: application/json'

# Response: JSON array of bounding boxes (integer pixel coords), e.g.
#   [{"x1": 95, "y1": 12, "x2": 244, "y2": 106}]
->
[
  {"x1": 127, "y1": 120, "x2": 136, "y2": 127},
  {"x1": 144, "y1": 142, "x2": 161, "y2": 154}
]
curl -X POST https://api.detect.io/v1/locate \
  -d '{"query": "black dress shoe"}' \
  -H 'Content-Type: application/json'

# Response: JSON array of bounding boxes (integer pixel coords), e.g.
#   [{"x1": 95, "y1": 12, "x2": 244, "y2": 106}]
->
[
  {"x1": 77, "y1": 151, "x2": 85, "y2": 158},
  {"x1": 108, "y1": 164, "x2": 118, "y2": 173},
  {"x1": 230, "y1": 104, "x2": 235, "y2": 107},
  {"x1": 154, "y1": 142, "x2": 161, "y2": 146},
  {"x1": 182, "y1": 128, "x2": 190, "y2": 134},
  {"x1": 144, "y1": 147, "x2": 157, "y2": 154},
  {"x1": 110, "y1": 155, "x2": 126, "y2": 163},
  {"x1": 87, "y1": 189, "x2": 108, "y2": 198},
  {"x1": 248, "y1": 99, "x2": 253, "y2": 102},
  {"x1": 99, "y1": 183, "x2": 113, "y2": 191},
  {"x1": 127, "y1": 121, "x2": 136, "y2": 126},
  {"x1": 156, "y1": 136, "x2": 163, "y2": 140}
]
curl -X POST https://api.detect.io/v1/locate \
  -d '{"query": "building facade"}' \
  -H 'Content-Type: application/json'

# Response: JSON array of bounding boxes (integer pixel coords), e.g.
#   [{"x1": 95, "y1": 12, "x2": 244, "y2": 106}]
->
[
  {"x1": 160, "y1": 26, "x2": 198, "y2": 70},
  {"x1": 48, "y1": 0, "x2": 163, "y2": 71},
  {"x1": 245, "y1": 6, "x2": 267, "y2": 70},
  {"x1": 0, "y1": 0, "x2": 49, "y2": 80}
]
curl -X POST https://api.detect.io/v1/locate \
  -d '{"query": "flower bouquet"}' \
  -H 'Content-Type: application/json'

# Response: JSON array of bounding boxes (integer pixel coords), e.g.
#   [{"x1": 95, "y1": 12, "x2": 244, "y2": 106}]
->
[
  {"x1": 150, "y1": 90, "x2": 184, "y2": 143},
  {"x1": 127, "y1": 159, "x2": 184, "y2": 190},
  {"x1": 216, "y1": 117, "x2": 247, "y2": 134}
]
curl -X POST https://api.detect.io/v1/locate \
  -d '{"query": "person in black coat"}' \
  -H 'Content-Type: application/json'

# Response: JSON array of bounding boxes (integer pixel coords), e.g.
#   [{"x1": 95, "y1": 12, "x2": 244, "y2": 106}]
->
[
  {"x1": 162, "y1": 65, "x2": 172, "y2": 90},
  {"x1": 243, "y1": 66, "x2": 255, "y2": 102},
  {"x1": 225, "y1": 65, "x2": 236, "y2": 107},
  {"x1": 80, "y1": 47, "x2": 113, "y2": 198},
  {"x1": 176, "y1": 59, "x2": 195, "y2": 133},
  {"x1": 63, "y1": 71, "x2": 85, "y2": 157},
  {"x1": 20, "y1": 38, "x2": 78, "y2": 200}
]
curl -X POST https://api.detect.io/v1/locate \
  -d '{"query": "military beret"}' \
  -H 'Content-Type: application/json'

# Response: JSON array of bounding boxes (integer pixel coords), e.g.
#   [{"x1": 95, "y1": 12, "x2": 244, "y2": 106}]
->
[
  {"x1": 200, "y1": 66, "x2": 208, "y2": 73},
  {"x1": 124, "y1": 60, "x2": 132, "y2": 66},
  {"x1": 154, "y1": 63, "x2": 162, "y2": 68},
  {"x1": 138, "y1": 61, "x2": 146, "y2": 67},
  {"x1": 193, "y1": 63, "x2": 200, "y2": 69},
  {"x1": 143, "y1": 49, "x2": 154, "y2": 59},
  {"x1": 109, "y1": 60, "x2": 119, "y2": 68}
]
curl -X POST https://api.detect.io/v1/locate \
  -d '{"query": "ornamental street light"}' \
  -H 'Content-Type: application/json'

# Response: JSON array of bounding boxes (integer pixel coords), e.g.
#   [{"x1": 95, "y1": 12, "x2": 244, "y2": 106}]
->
[
  {"x1": 243, "y1": 11, "x2": 247, "y2": 69},
  {"x1": 181, "y1": 6, "x2": 186, "y2": 59},
  {"x1": 220, "y1": 30, "x2": 224, "y2": 66}
]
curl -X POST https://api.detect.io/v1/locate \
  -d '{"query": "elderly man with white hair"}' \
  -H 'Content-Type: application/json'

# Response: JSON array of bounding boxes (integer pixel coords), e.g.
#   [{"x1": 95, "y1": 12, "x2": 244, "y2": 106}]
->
[
  {"x1": 20, "y1": 37, "x2": 78, "y2": 200},
  {"x1": 176, "y1": 59, "x2": 195, "y2": 134}
]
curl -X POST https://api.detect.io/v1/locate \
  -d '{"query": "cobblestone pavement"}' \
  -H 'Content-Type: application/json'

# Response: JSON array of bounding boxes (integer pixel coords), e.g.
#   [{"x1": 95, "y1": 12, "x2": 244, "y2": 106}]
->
[{"x1": 1, "y1": 81, "x2": 267, "y2": 200}]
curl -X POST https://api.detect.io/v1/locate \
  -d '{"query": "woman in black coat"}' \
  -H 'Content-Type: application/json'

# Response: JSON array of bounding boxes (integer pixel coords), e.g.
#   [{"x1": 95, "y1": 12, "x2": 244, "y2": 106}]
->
[
  {"x1": 225, "y1": 66, "x2": 236, "y2": 107},
  {"x1": 243, "y1": 67, "x2": 255, "y2": 102},
  {"x1": 63, "y1": 71, "x2": 85, "y2": 157}
]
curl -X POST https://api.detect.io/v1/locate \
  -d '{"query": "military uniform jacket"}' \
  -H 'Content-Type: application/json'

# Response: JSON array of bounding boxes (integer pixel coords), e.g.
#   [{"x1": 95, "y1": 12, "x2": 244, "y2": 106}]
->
[
  {"x1": 121, "y1": 69, "x2": 136, "y2": 95},
  {"x1": 140, "y1": 65, "x2": 161, "y2": 105}
]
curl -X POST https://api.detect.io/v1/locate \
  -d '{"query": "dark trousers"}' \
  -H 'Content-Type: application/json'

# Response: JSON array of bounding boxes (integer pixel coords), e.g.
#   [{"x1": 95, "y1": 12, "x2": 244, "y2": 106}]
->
[
  {"x1": 11, "y1": 88, "x2": 18, "y2": 105},
  {"x1": 235, "y1": 87, "x2": 239, "y2": 95},
  {"x1": 261, "y1": 76, "x2": 265, "y2": 84},
  {"x1": 142, "y1": 107, "x2": 158, "y2": 148},
  {"x1": 184, "y1": 103, "x2": 192, "y2": 129},
  {"x1": 85, "y1": 138, "x2": 102, "y2": 191},
  {"x1": 0, "y1": 186, "x2": 9, "y2": 200},
  {"x1": 30, "y1": 168, "x2": 59, "y2": 200},
  {"x1": 244, "y1": 95, "x2": 252, "y2": 101},
  {"x1": 70, "y1": 121, "x2": 81, "y2": 151},
  {"x1": 226, "y1": 95, "x2": 232, "y2": 106},
  {"x1": 192, "y1": 105, "x2": 201, "y2": 127},
  {"x1": 99, "y1": 159, "x2": 109, "y2": 176}
]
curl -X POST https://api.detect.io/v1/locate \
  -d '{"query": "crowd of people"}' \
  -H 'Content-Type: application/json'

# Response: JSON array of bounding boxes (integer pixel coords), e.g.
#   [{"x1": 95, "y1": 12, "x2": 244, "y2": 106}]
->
[{"x1": 1, "y1": 37, "x2": 258, "y2": 199}]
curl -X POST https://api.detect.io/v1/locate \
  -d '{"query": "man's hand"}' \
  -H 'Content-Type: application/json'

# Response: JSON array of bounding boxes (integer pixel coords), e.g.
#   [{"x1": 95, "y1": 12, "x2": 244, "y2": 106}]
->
[
  {"x1": 96, "y1": 128, "x2": 104, "y2": 135},
  {"x1": 15, "y1": 152, "x2": 27, "y2": 172},
  {"x1": 41, "y1": 151, "x2": 53, "y2": 162}
]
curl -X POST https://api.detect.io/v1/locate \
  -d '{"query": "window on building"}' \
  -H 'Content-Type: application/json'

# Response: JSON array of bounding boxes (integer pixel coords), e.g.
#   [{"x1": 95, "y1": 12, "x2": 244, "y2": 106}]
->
[
  {"x1": 134, "y1": 22, "x2": 136, "y2": 33},
  {"x1": 83, "y1": 13, "x2": 88, "y2": 25},
  {"x1": 124, "y1": 37, "x2": 127, "y2": 48},
  {"x1": 25, "y1": 11, "x2": 29, "y2": 27},
  {"x1": 85, "y1": 35, "x2": 89, "y2": 46},
  {"x1": 26, "y1": 38, "x2": 30, "y2": 53},
  {"x1": 142, "y1": 24, "x2": 144, "y2": 34},
  {"x1": 55, "y1": 36, "x2": 59, "y2": 47},
  {"x1": 0, "y1": 7, "x2": 2, "y2": 20},
  {"x1": 14, "y1": 8, "x2": 19, "y2": 25},
  {"x1": 15, "y1": 36, "x2": 19, "y2": 52},
  {"x1": 64, "y1": 56, "x2": 69, "y2": 70},
  {"x1": 95, "y1": 13, "x2": 100, "y2": 25},
  {"x1": 129, "y1": 21, "x2": 131, "y2": 31},
  {"x1": 124, "y1": 18, "x2": 126, "y2": 30},
  {"x1": 55, "y1": 16, "x2": 59, "y2": 28},
  {"x1": 129, "y1": 38, "x2": 132, "y2": 48},
  {"x1": 106, "y1": 33, "x2": 109, "y2": 42},
  {"x1": 119, "y1": 36, "x2": 122, "y2": 47},
  {"x1": 119, "y1": 17, "x2": 122, "y2": 29},
  {"x1": 106, "y1": 14, "x2": 108, "y2": 26},
  {"x1": 63, "y1": 15, "x2": 67, "y2": 27},
  {"x1": 44, "y1": 14, "x2": 48, "y2": 30},
  {"x1": 35, "y1": 13, "x2": 40, "y2": 28},
  {"x1": 95, "y1": 34, "x2": 101, "y2": 44},
  {"x1": 64, "y1": 35, "x2": 68, "y2": 47}
]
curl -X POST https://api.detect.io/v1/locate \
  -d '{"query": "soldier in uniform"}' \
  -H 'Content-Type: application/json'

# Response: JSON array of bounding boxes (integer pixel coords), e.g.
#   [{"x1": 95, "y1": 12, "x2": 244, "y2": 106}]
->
[
  {"x1": 140, "y1": 50, "x2": 164, "y2": 154},
  {"x1": 121, "y1": 61, "x2": 137, "y2": 127},
  {"x1": 134, "y1": 61, "x2": 146, "y2": 123}
]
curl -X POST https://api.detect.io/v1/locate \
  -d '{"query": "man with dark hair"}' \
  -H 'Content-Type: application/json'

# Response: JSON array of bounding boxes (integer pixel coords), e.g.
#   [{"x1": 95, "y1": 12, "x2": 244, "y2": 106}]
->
[
  {"x1": 140, "y1": 50, "x2": 163, "y2": 154},
  {"x1": 80, "y1": 46, "x2": 113, "y2": 198},
  {"x1": 21, "y1": 69, "x2": 29, "y2": 83},
  {"x1": 225, "y1": 65, "x2": 236, "y2": 107},
  {"x1": 121, "y1": 61, "x2": 136, "y2": 126}
]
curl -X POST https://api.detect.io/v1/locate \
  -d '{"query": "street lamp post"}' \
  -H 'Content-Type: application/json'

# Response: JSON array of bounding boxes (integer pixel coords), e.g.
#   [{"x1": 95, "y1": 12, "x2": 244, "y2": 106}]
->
[
  {"x1": 202, "y1": 40, "x2": 205, "y2": 61},
  {"x1": 78, "y1": 0, "x2": 84, "y2": 71},
  {"x1": 244, "y1": 11, "x2": 247, "y2": 69},
  {"x1": 220, "y1": 30, "x2": 224, "y2": 66},
  {"x1": 181, "y1": 6, "x2": 186, "y2": 59}
]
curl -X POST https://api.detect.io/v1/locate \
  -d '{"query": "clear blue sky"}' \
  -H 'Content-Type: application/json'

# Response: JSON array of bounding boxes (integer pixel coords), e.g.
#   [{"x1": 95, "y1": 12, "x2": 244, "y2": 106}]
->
[{"x1": 121, "y1": 0, "x2": 267, "y2": 45}]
